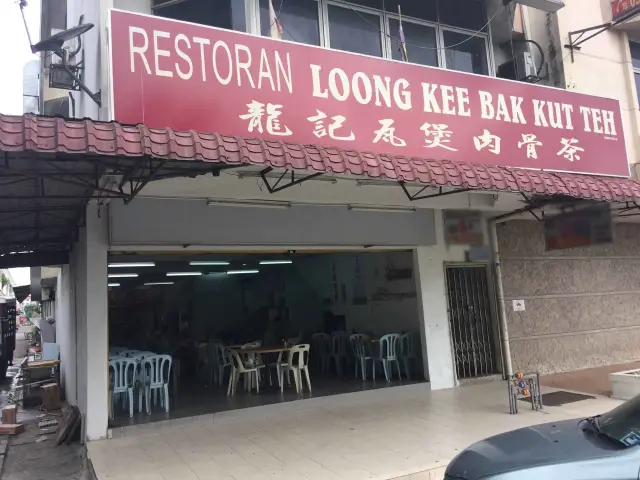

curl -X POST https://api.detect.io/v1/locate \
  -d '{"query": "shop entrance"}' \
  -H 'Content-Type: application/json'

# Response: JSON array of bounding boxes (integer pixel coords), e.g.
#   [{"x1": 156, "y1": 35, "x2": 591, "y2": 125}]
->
[
  {"x1": 445, "y1": 265, "x2": 499, "y2": 380},
  {"x1": 106, "y1": 249, "x2": 426, "y2": 427}
]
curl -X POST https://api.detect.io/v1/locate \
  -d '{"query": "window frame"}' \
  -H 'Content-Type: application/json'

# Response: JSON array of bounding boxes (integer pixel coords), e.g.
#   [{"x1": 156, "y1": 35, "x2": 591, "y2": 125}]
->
[
  {"x1": 439, "y1": 24, "x2": 492, "y2": 75},
  {"x1": 151, "y1": 0, "x2": 496, "y2": 76},
  {"x1": 629, "y1": 40, "x2": 640, "y2": 108},
  {"x1": 322, "y1": 0, "x2": 388, "y2": 57},
  {"x1": 384, "y1": 12, "x2": 440, "y2": 67}
]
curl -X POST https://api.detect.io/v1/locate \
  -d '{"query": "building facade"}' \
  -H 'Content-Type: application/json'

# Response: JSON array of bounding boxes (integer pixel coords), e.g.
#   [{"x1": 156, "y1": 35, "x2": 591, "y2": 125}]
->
[{"x1": 22, "y1": 0, "x2": 640, "y2": 441}]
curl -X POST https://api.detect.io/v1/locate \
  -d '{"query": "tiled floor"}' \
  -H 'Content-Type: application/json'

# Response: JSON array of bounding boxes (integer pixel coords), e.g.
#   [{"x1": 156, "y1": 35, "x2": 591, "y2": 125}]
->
[
  {"x1": 110, "y1": 375, "x2": 423, "y2": 428},
  {"x1": 90, "y1": 381, "x2": 622, "y2": 480}
]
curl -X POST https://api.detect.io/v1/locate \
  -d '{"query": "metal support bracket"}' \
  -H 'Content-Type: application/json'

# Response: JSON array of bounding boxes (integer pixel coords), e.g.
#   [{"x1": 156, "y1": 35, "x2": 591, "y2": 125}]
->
[
  {"x1": 260, "y1": 167, "x2": 325, "y2": 194},
  {"x1": 617, "y1": 201, "x2": 640, "y2": 218},
  {"x1": 399, "y1": 182, "x2": 473, "y2": 202}
]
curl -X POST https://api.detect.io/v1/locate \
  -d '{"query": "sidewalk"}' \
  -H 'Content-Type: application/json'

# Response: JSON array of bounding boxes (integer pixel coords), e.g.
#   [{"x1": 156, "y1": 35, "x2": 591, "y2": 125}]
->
[
  {"x1": 88, "y1": 380, "x2": 621, "y2": 480},
  {"x1": 0, "y1": 327, "x2": 89, "y2": 480}
]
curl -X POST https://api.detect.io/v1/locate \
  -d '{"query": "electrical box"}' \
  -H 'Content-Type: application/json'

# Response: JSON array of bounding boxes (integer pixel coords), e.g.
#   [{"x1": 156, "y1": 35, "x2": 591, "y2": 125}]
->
[
  {"x1": 497, "y1": 52, "x2": 537, "y2": 82},
  {"x1": 515, "y1": 0, "x2": 564, "y2": 13}
]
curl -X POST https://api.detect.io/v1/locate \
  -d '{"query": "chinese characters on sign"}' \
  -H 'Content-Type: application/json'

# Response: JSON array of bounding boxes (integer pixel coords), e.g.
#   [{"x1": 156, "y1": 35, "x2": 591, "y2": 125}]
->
[
  {"x1": 236, "y1": 103, "x2": 588, "y2": 164},
  {"x1": 110, "y1": 10, "x2": 629, "y2": 177}
]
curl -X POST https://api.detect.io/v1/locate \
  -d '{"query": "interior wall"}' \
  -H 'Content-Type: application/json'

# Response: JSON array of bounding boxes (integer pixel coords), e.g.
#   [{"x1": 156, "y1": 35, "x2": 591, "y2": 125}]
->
[
  {"x1": 498, "y1": 220, "x2": 640, "y2": 374},
  {"x1": 189, "y1": 251, "x2": 420, "y2": 341}
]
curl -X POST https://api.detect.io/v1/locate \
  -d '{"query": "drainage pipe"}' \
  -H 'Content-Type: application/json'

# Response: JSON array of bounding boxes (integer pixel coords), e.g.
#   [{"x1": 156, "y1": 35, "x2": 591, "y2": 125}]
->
[{"x1": 488, "y1": 218, "x2": 513, "y2": 377}]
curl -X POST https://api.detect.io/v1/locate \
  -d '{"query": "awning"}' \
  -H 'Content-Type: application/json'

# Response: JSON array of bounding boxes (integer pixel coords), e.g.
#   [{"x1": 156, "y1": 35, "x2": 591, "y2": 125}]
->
[
  {"x1": 0, "y1": 114, "x2": 239, "y2": 265},
  {"x1": 1, "y1": 114, "x2": 639, "y2": 257},
  {"x1": 5, "y1": 114, "x2": 640, "y2": 202}
]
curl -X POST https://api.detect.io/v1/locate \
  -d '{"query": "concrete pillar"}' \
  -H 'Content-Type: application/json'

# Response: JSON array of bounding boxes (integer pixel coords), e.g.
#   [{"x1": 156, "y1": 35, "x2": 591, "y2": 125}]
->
[
  {"x1": 413, "y1": 210, "x2": 457, "y2": 390},
  {"x1": 55, "y1": 264, "x2": 77, "y2": 404},
  {"x1": 75, "y1": 202, "x2": 109, "y2": 441}
]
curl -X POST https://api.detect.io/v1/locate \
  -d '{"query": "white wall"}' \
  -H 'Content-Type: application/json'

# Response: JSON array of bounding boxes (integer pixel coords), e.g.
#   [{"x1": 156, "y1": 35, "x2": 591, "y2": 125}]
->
[
  {"x1": 110, "y1": 198, "x2": 437, "y2": 248},
  {"x1": 56, "y1": 265, "x2": 77, "y2": 404},
  {"x1": 413, "y1": 210, "x2": 484, "y2": 390},
  {"x1": 73, "y1": 202, "x2": 109, "y2": 441}
]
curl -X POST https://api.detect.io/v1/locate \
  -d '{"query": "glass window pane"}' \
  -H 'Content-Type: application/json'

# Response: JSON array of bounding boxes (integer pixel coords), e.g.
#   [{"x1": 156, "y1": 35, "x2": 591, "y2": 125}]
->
[
  {"x1": 438, "y1": 0, "x2": 486, "y2": 31},
  {"x1": 631, "y1": 42, "x2": 640, "y2": 69},
  {"x1": 338, "y1": 0, "x2": 438, "y2": 23},
  {"x1": 154, "y1": 0, "x2": 244, "y2": 31},
  {"x1": 259, "y1": 0, "x2": 320, "y2": 45},
  {"x1": 389, "y1": 19, "x2": 438, "y2": 67},
  {"x1": 443, "y1": 30, "x2": 488, "y2": 75},
  {"x1": 635, "y1": 73, "x2": 640, "y2": 106},
  {"x1": 328, "y1": 5, "x2": 383, "y2": 58}
]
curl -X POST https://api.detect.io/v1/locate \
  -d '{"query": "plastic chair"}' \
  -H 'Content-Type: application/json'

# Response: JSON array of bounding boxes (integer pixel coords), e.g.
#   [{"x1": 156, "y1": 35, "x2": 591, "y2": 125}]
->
[
  {"x1": 213, "y1": 343, "x2": 232, "y2": 387},
  {"x1": 311, "y1": 333, "x2": 331, "y2": 373},
  {"x1": 241, "y1": 341, "x2": 266, "y2": 384},
  {"x1": 399, "y1": 332, "x2": 420, "y2": 380},
  {"x1": 330, "y1": 331, "x2": 349, "y2": 376},
  {"x1": 139, "y1": 354, "x2": 172, "y2": 414},
  {"x1": 227, "y1": 349, "x2": 259, "y2": 396},
  {"x1": 349, "y1": 334, "x2": 372, "y2": 380},
  {"x1": 372, "y1": 334, "x2": 401, "y2": 382},
  {"x1": 279, "y1": 344, "x2": 311, "y2": 394},
  {"x1": 108, "y1": 358, "x2": 137, "y2": 418}
]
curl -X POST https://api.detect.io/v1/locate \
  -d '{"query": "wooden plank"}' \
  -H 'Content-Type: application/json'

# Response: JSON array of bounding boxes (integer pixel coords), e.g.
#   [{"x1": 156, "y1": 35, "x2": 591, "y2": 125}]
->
[{"x1": 2, "y1": 406, "x2": 16, "y2": 425}]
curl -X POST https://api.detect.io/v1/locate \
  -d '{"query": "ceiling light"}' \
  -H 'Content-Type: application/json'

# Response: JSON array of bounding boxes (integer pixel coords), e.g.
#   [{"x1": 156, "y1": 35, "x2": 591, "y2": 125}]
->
[
  {"x1": 227, "y1": 270, "x2": 259, "y2": 275},
  {"x1": 108, "y1": 262, "x2": 155, "y2": 268},
  {"x1": 166, "y1": 272, "x2": 202, "y2": 277},
  {"x1": 144, "y1": 282, "x2": 175, "y2": 286},
  {"x1": 348, "y1": 205, "x2": 416, "y2": 213},
  {"x1": 108, "y1": 283, "x2": 120, "y2": 287},
  {"x1": 108, "y1": 273, "x2": 139, "y2": 278},
  {"x1": 207, "y1": 199, "x2": 291, "y2": 209},
  {"x1": 189, "y1": 261, "x2": 230, "y2": 266},
  {"x1": 259, "y1": 260, "x2": 293, "y2": 265}
]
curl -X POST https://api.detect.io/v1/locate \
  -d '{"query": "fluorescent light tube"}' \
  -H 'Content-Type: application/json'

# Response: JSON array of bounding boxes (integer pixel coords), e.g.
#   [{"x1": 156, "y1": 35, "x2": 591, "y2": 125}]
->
[
  {"x1": 108, "y1": 283, "x2": 120, "y2": 287},
  {"x1": 227, "y1": 270, "x2": 259, "y2": 275},
  {"x1": 144, "y1": 282, "x2": 175, "y2": 286},
  {"x1": 259, "y1": 260, "x2": 293, "y2": 265},
  {"x1": 348, "y1": 205, "x2": 416, "y2": 213},
  {"x1": 108, "y1": 262, "x2": 155, "y2": 268},
  {"x1": 108, "y1": 273, "x2": 139, "y2": 278},
  {"x1": 207, "y1": 199, "x2": 291, "y2": 209},
  {"x1": 166, "y1": 272, "x2": 202, "y2": 277},
  {"x1": 189, "y1": 261, "x2": 230, "y2": 266}
]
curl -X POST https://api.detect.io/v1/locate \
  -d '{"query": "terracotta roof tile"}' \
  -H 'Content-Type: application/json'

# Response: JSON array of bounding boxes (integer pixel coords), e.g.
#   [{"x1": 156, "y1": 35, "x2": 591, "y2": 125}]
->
[{"x1": 2, "y1": 113, "x2": 639, "y2": 202}]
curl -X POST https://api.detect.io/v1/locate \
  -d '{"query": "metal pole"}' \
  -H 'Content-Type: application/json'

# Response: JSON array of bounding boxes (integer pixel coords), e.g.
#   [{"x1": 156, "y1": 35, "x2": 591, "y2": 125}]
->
[{"x1": 488, "y1": 218, "x2": 513, "y2": 377}]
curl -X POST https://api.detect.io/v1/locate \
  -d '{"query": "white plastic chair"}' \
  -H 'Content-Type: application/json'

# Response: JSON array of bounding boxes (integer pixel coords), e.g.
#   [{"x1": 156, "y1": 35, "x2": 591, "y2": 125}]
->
[
  {"x1": 213, "y1": 343, "x2": 232, "y2": 387},
  {"x1": 108, "y1": 358, "x2": 137, "y2": 418},
  {"x1": 227, "y1": 349, "x2": 259, "y2": 396},
  {"x1": 399, "y1": 332, "x2": 420, "y2": 380},
  {"x1": 349, "y1": 334, "x2": 372, "y2": 380},
  {"x1": 139, "y1": 354, "x2": 172, "y2": 414},
  {"x1": 241, "y1": 341, "x2": 266, "y2": 384},
  {"x1": 279, "y1": 344, "x2": 311, "y2": 394},
  {"x1": 330, "y1": 331, "x2": 349, "y2": 376},
  {"x1": 372, "y1": 334, "x2": 401, "y2": 382}
]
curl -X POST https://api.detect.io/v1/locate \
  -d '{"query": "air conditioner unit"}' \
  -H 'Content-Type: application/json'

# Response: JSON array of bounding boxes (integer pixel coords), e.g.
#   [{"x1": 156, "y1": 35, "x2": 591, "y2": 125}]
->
[
  {"x1": 497, "y1": 52, "x2": 537, "y2": 82},
  {"x1": 515, "y1": 0, "x2": 564, "y2": 13}
]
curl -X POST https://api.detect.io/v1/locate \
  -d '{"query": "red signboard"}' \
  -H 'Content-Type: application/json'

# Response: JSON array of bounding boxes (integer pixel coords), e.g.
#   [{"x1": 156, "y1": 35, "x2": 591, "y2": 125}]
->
[
  {"x1": 108, "y1": 10, "x2": 629, "y2": 177},
  {"x1": 611, "y1": 0, "x2": 640, "y2": 22}
]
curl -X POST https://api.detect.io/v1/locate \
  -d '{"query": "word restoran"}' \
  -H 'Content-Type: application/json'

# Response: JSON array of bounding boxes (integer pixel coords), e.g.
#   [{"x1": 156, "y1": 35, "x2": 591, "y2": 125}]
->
[{"x1": 127, "y1": 26, "x2": 618, "y2": 138}]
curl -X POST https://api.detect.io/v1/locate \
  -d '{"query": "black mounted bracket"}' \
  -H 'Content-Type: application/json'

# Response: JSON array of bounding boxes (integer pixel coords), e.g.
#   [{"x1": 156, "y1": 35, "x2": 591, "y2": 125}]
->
[
  {"x1": 564, "y1": 22, "x2": 613, "y2": 63},
  {"x1": 259, "y1": 167, "x2": 325, "y2": 194},
  {"x1": 399, "y1": 182, "x2": 473, "y2": 201}
]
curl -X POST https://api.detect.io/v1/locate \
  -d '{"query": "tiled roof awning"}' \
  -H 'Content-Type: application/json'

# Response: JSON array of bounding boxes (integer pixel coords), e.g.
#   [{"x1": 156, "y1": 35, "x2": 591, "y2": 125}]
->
[{"x1": 2, "y1": 114, "x2": 639, "y2": 203}]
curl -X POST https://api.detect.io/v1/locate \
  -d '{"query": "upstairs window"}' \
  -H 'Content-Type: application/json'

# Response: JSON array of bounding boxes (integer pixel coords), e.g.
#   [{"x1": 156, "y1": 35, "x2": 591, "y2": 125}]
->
[
  {"x1": 153, "y1": 0, "x2": 247, "y2": 31},
  {"x1": 259, "y1": 0, "x2": 491, "y2": 75},
  {"x1": 630, "y1": 41, "x2": 640, "y2": 107}
]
